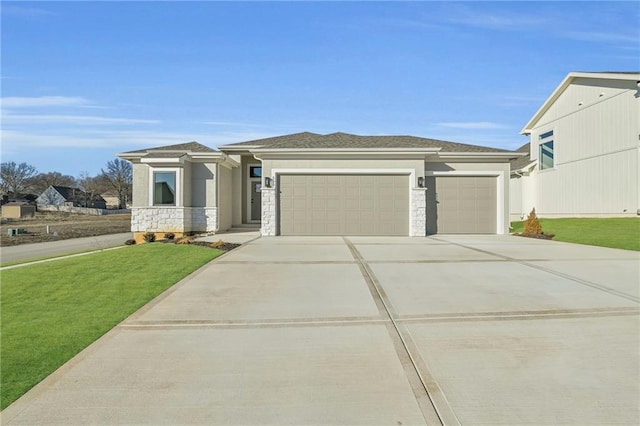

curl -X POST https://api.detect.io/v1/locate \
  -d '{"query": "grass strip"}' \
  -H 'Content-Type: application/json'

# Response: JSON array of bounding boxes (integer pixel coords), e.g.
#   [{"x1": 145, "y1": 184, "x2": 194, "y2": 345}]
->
[
  {"x1": 0, "y1": 243, "x2": 222, "y2": 409},
  {"x1": 511, "y1": 217, "x2": 639, "y2": 251}
]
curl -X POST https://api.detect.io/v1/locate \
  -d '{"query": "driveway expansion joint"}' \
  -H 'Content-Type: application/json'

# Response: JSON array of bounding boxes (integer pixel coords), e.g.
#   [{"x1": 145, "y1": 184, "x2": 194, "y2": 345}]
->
[
  {"x1": 343, "y1": 237, "x2": 458, "y2": 426},
  {"x1": 121, "y1": 316, "x2": 388, "y2": 329},
  {"x1": 431, "y1": 237, "x2": 640, "y2": 303},
  {"x1": 396, "y1": 307, "x2": 640, "y2": 323}
]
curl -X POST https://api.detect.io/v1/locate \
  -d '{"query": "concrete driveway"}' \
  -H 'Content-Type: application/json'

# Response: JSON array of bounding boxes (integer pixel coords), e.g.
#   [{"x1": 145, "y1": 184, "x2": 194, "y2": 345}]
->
[{"x1": 3, "y1": 235, "x2": 639, "y2": 425}]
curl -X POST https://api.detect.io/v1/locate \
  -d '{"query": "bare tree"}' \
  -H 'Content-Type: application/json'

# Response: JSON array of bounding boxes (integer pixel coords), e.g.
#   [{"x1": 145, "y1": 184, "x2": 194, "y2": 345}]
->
[
  {"x1": 31, "y1": 172, "x2": 77, "y2": 194},
  {"x1": 0, "y1": 162, "x2": 38, "y2": 195},
  {"x1": 77, "y1": 172, "x2": 108, "y2": 207},
  {"x1": 101, "y1": 159, "x2": 132, "y2": 209}
]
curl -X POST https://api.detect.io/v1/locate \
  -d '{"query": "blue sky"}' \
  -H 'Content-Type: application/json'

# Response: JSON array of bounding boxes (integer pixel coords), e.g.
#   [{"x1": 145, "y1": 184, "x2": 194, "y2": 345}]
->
[{"x1": 2, "y1": 1, "x2": 638, "y2": 177}]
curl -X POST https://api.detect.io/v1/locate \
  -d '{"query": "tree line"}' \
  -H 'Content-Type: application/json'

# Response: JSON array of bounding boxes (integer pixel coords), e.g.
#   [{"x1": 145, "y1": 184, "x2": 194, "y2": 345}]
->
[{"x1": 0, "y1": 159, "x2": 132, "y2": 209}]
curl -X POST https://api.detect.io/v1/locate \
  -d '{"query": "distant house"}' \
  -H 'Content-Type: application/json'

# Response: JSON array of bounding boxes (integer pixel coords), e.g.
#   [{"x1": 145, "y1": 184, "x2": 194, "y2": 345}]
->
[
  {"x1": 511, "y1": 71, "x2": 640, "y2": 220},
  {"x1": 101, "y1": 193, "x2": 121, "y2": 209},
  {"x1": 1, "y1": 202, "x2": 36, "y2": 219},
  {"x1": 36, "y1": 185, "x2": 107, "y2": 209},
  {"x1": 1, "y1": 193, "x2": 37, "y2": 205}
]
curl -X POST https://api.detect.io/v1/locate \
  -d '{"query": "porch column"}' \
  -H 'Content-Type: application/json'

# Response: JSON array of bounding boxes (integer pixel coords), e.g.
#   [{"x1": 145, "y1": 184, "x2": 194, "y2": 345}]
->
[{"x1": 261, "y1": 187, "x2": 277, "y2": 236}]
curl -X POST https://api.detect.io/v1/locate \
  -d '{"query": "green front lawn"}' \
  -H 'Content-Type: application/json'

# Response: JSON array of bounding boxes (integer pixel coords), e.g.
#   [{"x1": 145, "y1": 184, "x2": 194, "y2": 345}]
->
[
  {"x1": 511, "y1": 217, "x2": 640, "y2": 251},
  {"x1": 0, "y1": 243, "x2": 222, "y2": 410}
]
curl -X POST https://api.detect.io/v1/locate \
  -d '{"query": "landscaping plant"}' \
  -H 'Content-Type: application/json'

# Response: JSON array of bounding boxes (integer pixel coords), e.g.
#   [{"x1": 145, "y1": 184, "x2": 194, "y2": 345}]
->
[{"x1": 524, "y1": 208, "x2": 543, "y2": 235}]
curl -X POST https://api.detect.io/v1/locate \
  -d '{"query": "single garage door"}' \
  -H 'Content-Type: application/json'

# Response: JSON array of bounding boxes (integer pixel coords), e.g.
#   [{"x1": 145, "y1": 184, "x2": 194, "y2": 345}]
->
[
  {"x1": 436, "y1": 176, "x2": 497, "y2": 234},
  {"x1": 279, "y1": 174, "x2": 409, "y2": 236}
]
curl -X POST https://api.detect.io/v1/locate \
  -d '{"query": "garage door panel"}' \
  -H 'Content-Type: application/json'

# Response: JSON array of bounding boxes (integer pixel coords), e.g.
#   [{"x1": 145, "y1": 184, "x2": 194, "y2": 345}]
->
[
  {"x1": 279, "y1": 174, "x2": 408, "y2": 236},
  {"x1": 436, "y1": 176, "x2": 497, "y2": 234}
]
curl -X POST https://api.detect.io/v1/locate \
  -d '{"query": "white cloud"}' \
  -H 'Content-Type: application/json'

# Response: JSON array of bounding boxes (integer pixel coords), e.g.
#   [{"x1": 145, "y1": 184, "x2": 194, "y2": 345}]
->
[
  {"x1": 562, "y1": 30, "x2": 639, "y2": 44},
  {"x1": 2, "y1": 113, "x2": 160, "y2": 125},
  {"x1": 202, "y1": 121, "x2": 265, "y2": 128},
  {"x1": 0, "y1": 129, "x2": 277, "y2": 151},
  {"x1": 436, "y1": 122, "x2": 509, "y2": 130},
  {"x1": 1, "y1": 96, "x2": 92, "y2": 108},
  {"x1": 447, "y1": 8, "x2": 549, "y2": 31},
  {"x1": 1, "y1": 5, "x2": 55, "y2": 17}
]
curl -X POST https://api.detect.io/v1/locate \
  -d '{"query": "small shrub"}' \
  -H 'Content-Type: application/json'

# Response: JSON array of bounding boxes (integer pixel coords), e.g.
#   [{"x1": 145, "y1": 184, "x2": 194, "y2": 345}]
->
[
  {"x1": 124, "y1": 239, "x2": 136, "y2": 245},
  {"x1": 165, "y1": 232, "x2": 175, "y2": 240},
  {"x1": 524, "y1": 208, "x2": 543, "y2": 235},
  {"x1": 211, "y1": 239, "x2": 227, "y2": 249},
  {"x1": 142, "y1": 232, "x2": 156, "y2": 243},
  {"x1": 175, "y1": 237, "x2": 192, "y2": 245}
]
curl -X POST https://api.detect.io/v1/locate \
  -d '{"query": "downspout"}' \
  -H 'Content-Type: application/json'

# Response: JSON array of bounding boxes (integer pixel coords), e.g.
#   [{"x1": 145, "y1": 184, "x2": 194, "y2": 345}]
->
[{"x1": 215, "y1": 161, "x2": 220, "y2": 232}]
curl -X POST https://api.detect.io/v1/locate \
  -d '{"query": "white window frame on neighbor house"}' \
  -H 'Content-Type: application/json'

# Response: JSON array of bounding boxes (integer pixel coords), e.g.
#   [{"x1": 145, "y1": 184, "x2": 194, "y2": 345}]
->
[
  {"x1": 538, "y1": 130, "x2": 554, "y2": 171},
  {"x1": 148, "y1": 167, "x2": 182, "y2": 207},
  {"x1": 426, "y1": 170, "x2": 506, "y2": 235}
]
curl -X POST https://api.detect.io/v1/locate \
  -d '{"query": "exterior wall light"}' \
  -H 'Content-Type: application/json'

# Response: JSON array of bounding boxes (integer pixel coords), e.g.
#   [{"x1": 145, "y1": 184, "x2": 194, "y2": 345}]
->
[
  {"x1": 417, "y1": 176, "x2": 425, "y2": 188},
  {"x1": 264, "y1": 177, "x2": 272, "y2": 188}
]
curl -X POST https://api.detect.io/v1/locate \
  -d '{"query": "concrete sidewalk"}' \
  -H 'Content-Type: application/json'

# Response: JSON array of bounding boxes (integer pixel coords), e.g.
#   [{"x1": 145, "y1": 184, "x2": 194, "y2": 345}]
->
[
  {"x1": 0, "y1": 232, "x2": 133, "y2": 264},
  {"x1": 3, "y1": 235, "x2": 638, "y2": 425}
]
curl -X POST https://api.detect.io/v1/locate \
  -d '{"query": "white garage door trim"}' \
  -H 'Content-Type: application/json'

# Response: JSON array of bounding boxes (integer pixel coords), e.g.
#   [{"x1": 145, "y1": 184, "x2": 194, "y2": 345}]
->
[
  {"x1": 426, "y1": 170, "x2": 505, "y2": 235},
  {"x1": 270, "y1": 168, "x2": 418, "y2": 236}
]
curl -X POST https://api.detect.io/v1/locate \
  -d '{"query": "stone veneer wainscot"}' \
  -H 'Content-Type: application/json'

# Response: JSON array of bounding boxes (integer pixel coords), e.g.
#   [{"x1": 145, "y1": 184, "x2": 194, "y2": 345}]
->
[{"x1": 132, "y1": 207, "x2": 218, "y2": 233}]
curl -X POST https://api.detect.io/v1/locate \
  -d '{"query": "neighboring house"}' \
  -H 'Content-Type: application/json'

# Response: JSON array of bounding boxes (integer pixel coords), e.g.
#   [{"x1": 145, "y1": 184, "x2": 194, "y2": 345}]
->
[
  {"x1": 511, "y1": 71, "x2": 640, "y2": 220},
  {"x1": 36, "y1": 185, "x2": 107, "y2": 209},
  {"x1": 1, "y1": 193, "x2": 37, "y2": 205},
  {"x1": 101, "y1": 193, "x2": 122, "y2": 209},
  {"x1": 119, "y1": 133, "x2": 521, "y2": 240},
  {"x1": 1, "y1": 202, "x2": 36, "y2": 219}
]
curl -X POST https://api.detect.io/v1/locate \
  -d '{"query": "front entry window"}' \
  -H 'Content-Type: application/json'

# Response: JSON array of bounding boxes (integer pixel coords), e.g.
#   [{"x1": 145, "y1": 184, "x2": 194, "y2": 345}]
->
[
  {"x1": 154, "y1": 172, "x2": 176, "y2": 205},
  {"x1": 249, "y1": 166, "x2": 262, "y2": 178}
]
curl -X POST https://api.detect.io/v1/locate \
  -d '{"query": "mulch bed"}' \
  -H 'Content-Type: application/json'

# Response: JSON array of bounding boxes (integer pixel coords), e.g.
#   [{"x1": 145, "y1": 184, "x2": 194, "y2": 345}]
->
[
  {"x1": 513, "y1": 233, "x2": 555, "y2": 240},
  {"x1": 159, "y1": 239, "x2": 241, "y2": 251}
]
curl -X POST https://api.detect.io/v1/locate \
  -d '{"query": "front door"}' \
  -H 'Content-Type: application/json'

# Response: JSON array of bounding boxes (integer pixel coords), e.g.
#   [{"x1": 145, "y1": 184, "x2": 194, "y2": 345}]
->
[{"x1": 250, "y1": 180, "x2": 261, "y2": 221}]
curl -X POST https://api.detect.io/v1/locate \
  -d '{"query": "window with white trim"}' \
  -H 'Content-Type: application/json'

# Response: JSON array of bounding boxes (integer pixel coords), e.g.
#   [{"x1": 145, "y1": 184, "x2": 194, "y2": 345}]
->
[
  {"x1": 539, "y1": 130, "x2": 554, "y2": 170},
  {"x1": 153, "y1": 171, "x2": 176, "y2": 205}
]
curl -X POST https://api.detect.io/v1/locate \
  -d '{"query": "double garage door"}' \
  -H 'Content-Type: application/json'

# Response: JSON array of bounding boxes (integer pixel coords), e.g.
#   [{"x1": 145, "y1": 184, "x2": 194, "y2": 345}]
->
[
  {"x1": 277, "y1": 174, "x2": 498, "y2": 235},
  {"x1": 279, "y1": 174, "x2": 409, "y2": 236}
]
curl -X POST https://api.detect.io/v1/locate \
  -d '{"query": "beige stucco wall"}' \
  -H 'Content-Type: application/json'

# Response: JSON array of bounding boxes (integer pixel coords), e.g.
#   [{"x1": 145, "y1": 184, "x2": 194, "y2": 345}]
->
[
  {"x1": 262, "y1": 157, "x2": 425, "y2": 185},
  {"x1": 132, "y1": 163, "x2": 149, "y2": 207},
  {"x1": 218, "y1": 164, "x2": 233, "y2": 231},
  {"x1": 190, "y1": 162, "x2": 216, "y2": 207},
  {"x1": 230, "y1": 158, "x2": 243, "y2": 227}
]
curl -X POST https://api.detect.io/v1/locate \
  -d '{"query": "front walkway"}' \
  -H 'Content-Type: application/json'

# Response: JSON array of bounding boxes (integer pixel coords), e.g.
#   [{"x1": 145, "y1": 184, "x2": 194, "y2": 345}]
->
[{"x1": 3, "y1": 236, "x2": 639, "y2": 424}]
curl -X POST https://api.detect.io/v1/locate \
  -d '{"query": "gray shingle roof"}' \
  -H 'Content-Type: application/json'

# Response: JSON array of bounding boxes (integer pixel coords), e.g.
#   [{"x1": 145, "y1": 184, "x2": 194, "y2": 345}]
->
[
  {"x1": 510, "y1": 143, "x2": 535, "y2": 171},
  {"x1": 122, "y1": 141, "x2": 217, "y2": 154},
  {"x1": 51, "y1": 186, "x2": 106, "y2": 202},
  {"x1": 222, "y1": 132, "x2": 511, "y2": 153}
]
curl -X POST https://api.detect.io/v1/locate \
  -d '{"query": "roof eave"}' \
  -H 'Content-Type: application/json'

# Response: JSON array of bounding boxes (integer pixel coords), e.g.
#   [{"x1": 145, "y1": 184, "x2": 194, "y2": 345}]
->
[
  {"x1": 521, "y1": 71, "x2": 640, "y2": 134},
  {"x1": 437, "y1": 152, "x2": 524, "y2": 160},
  {"x1": 510, "y1": 160, "x2": 537, "y2": 175},
  {"x1": 250, "y1": 148, "x2": 442, "y2": 153}
]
